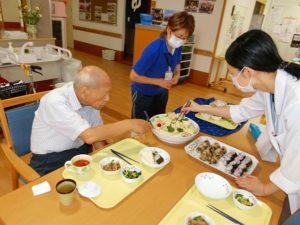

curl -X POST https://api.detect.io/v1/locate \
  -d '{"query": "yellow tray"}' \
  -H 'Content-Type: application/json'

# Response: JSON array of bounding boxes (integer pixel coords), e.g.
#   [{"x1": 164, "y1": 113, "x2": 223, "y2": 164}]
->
[
  {"x1": 158, "y1": 185, "x2": 272, "y2": 225},
  {"x1": 62, "y1": 138, "x2": 165, "y2": 208},
  {"x1": 195, "y1": 113, "x2": 238, "y2": 130}
]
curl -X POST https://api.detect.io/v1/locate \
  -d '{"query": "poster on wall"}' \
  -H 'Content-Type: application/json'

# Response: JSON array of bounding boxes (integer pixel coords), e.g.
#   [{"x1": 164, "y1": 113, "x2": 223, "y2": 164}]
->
[
  {"x1": 198, "y1": 0, "x2": 216, "y2": 14},
  {"x1": 185, "y1": 0, "x2": 199, "y2": 12},
  {"x1": 79, "y1": 0, "x2": 117, "y2": 25},
  {"x1": 80, "y1": 0, "x2": 92, "y2": 21},
  {"x1": 184, "y1": 0, "x2": 216, "y2": 14},
  {"x1": 94, "y1": 6, "x2": 103, "y2": 22},
  {"x1": 107, "y1": 2, "x2": 117, "y2": 24}
]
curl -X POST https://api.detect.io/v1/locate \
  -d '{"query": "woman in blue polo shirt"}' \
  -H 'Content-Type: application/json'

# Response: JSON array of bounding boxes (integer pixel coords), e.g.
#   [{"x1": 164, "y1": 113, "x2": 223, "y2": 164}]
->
[{"x1": 130, "y1": 11, "x2": 195, "y2": 119}]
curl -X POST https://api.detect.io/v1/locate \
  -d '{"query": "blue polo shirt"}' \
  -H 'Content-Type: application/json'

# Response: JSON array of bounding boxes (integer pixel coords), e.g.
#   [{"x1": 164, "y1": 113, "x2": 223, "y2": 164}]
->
[{"x1": 131, "y1": 38, "x2": 182, "y2": 96}]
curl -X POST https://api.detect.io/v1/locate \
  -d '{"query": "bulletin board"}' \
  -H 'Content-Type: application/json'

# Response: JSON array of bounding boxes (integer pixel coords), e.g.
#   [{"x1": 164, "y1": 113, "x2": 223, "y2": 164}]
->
[
  {"x1": 79, "y1": 0, "x2": 117, "y2": 25},
  {"x1": 262, "y1": 4, "x2": 300, "y2": 60}
]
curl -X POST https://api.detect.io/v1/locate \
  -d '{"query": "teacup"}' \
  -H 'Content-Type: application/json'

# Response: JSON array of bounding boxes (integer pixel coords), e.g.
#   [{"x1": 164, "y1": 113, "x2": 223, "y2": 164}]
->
[
  {"x1": 64, "y1": 154, "x2": 92, "y2": 174},
  {"x1": 56, "y1": 179, "x2": 77, "y2": 206}
]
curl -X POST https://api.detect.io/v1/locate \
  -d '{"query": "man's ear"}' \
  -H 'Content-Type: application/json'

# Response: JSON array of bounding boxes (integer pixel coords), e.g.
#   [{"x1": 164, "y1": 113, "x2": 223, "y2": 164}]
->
[{"x1": 78, "y1": 86, "x2": 89, "y2": 100}]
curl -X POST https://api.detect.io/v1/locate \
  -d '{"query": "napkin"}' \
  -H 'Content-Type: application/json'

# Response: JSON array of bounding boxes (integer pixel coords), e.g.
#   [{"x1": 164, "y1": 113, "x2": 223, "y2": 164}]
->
[{"x1": 32, "y1": 181, "x2": 51, "y2": 196}]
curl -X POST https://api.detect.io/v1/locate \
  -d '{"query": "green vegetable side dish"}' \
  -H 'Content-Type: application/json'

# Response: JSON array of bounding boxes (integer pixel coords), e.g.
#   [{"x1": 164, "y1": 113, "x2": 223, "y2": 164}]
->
[
  {"x1": 123, "y1": 169, "x2": 142, "y2": 179},
  {"x1": 235, "y1": 194, "x2": 254, "y2": 206},
  {"x1": 188, "y1": 215, "x2": 208, "y2": 225}
]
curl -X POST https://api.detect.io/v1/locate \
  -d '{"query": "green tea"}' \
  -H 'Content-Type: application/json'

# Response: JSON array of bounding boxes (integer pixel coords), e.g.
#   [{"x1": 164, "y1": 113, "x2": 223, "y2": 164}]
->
[{"x1": 57, "y1": 184, "x2": 75, "y2": 194}]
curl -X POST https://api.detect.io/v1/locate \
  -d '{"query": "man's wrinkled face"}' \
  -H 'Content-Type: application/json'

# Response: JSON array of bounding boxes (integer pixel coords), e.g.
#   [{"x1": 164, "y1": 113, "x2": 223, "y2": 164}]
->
[{"x1": 85, "y1": 81, "x2": 111, "y2": 110}]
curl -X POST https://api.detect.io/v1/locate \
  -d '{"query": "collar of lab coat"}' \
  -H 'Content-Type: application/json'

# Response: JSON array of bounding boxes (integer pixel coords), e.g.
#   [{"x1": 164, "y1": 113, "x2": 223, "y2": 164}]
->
[{"x1": 274, "y1": 69, "x2": 288, "y2": 116}]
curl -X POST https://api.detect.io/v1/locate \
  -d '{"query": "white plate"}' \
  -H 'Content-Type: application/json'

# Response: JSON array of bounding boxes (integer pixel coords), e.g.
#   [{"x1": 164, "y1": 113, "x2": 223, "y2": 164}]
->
[
  {"x1": 184, "y1": 211, "x2": 216, "y2": 225},
  {"x1": 78, "y1": 181, "x2": 102, "y2": 198},
  {"x1": 195, "y1": 172, "x2": 232, "y2": 199},
  {"x1": 139, "y1": 147, "x2": 170, "y2": 168},
  {"x1": 185, "y1": 136, "x2": 258, "y2": 178}
]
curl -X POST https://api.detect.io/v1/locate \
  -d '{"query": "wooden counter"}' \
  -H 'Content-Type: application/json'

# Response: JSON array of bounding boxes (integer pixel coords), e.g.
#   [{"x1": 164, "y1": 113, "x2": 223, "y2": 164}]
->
[
  {"x1": 0, "y1": 126, "x2": 285, "y2": 225},
  {"x1": 0, "y1": 38, "x2": 55, "y2": 48}
]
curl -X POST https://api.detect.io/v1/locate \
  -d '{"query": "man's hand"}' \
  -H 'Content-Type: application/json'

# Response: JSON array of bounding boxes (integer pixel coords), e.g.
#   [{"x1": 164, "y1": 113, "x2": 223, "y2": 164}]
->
[{"x1": 130, "y1": 119, "x2": 151, "y2": 135}]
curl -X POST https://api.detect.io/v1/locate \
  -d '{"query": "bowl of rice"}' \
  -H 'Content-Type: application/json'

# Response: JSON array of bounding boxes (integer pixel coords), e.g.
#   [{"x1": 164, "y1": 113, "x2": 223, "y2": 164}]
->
[{"x1": 150, "y1": 113, "x2": 199, "y2": 144}]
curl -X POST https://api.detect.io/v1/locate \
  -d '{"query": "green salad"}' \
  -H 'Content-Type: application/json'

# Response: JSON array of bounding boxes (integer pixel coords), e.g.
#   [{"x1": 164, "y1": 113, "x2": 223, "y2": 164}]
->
[
  {"x1": 123, "y1": 169, "x2": 141, "y2": 179},
  {"x1": 235, "y1": 194, "x2": 254, "y2": 206}
]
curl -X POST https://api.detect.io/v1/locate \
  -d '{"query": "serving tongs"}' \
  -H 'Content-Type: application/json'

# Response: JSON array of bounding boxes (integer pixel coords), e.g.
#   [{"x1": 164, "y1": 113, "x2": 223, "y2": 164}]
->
[
  {"x1": 143, "y1": 111, "x2": 154, "y2": 128},
  {"x1": 171, "y1": 100, "x2": 191, "y2": 124},
  {"x1": 110, "y1": 149, "x2": 140, "y2": 165}
]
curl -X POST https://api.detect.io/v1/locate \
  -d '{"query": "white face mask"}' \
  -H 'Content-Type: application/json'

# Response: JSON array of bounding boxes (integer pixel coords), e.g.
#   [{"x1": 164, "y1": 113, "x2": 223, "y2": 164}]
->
[
  {"x1": 231, "y1": 67, "x2": 256, "y2": 92},
  {"x1": 168, "y1": 33, "x2": 185, "y2": 49}
]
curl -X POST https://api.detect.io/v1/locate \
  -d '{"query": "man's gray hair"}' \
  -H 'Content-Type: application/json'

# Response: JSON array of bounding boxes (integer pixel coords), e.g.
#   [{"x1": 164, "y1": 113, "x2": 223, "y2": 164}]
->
[{"x1": 73, "y1": 66, "x2": 103, "y2": 89}]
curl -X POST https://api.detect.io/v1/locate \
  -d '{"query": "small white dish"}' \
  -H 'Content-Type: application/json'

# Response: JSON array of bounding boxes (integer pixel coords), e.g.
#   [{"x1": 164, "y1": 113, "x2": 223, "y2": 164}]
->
[
  {"x1": 233, "y1": 189, "x2": 257, "y2": 210},
  {"x1": 185, "y1": 212, "x2": 216, "y2": 225},
  {"x1": 121, "y1": 165, "x2": 142, "y2": 183},
  {"x1": 139, "y1": 147, "x2": 170, "y2": 168},
  {"x1": 99, "y1": 157, "x2": 121, "y2": 175},
  {"x1": 201, "y1": 112, "x2": 211, "y2": 119},
  {"x1": 78, "y1": 181, "x2": 101, "y2": 198},
  {"x1": 195, "y1": 172, "x2": 232, "y2": 199},
  {"x1": 210, "y1": 100, "x2": 227, "y2": 107},
  {"x1": 211, "y1": 115, "x2": 222, "y2": 121}
]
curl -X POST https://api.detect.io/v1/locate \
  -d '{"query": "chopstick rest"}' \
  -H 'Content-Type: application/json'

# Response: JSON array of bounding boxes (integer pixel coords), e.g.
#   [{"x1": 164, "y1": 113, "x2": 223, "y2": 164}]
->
[{"x1": 32, "y1": 181, "x2": 51, "y2": 196}]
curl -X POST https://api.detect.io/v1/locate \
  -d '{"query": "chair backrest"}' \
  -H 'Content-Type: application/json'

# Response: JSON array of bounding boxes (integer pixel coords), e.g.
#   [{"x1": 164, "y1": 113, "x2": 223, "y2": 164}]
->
[
  {"x1": 0, "y1": 91, "x2": 48, "y2": 189},
  {"x1": 5, "y1": 103, "x2": 39, "y2": 156},
  {"x1": 282, "y1": 212, "x2": 300, "y2": 225}
]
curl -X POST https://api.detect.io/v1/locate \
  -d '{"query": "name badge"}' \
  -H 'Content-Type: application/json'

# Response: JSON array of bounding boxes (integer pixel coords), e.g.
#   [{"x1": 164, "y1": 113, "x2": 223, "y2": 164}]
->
[{"x1": 165, "y1": 67, "x2": 173, "y2": 80}]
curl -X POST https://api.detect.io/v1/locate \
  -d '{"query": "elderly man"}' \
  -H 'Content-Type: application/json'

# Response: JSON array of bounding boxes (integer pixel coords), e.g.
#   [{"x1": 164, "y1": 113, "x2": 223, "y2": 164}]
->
[{"x1": 30, "y1": 66, "x2": 150, "y2": 175}]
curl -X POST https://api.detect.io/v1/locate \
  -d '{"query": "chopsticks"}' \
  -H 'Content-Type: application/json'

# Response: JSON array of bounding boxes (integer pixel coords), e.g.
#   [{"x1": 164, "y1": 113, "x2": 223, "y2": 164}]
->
[
  {"x1": 207, "y1": 204, "x2": 244, "y2": 225},
  {"x1": 110, "y1": 149, "x2": 140, "y2": 165},
  {"x1": 172, "y1": 100, "x2": 191, "y2": 124}
]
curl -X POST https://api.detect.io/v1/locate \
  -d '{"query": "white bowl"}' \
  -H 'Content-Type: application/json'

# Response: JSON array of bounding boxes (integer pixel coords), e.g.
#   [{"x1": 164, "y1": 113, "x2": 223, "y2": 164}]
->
[
  {"x1": 184, "y1": 212, "x2": 216, "y2": 225},
  {"x1": 233, "y1": 189, "x2": 257, "y2": 210},
  {"x1": 121, "y1": 165, "x2": 142, "y2": 183},
  {"x1": 139, "y1": 147, "x2": 170, "y2": 168},
  {"x1": 78, "y1": 181, "x2": 101, "y2": 198},
  {"x1": 195, "y1": 172, "x2": 232, "y2": 199},
  {"x1": 150, "y1": 114, "x2": 199, "y2": 144},
  {"x1": 99, "y1": 157, "x2": 121, "y2": 175}
]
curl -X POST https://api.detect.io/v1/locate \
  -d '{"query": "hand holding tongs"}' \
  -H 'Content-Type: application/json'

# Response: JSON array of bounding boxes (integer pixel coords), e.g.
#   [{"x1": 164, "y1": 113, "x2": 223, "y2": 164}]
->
[
  {"x1": 110, "y1": 149, "x2": 140, "y2": 165},
  {"x1": 172, "y1": 100, "x2": 191, "y2": 124}
]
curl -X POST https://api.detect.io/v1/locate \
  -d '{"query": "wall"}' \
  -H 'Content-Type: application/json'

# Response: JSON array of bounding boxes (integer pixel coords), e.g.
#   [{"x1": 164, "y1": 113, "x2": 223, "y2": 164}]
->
[
  {"x1": 262, "y1": 0, "x2": 300, "y2": 61},
  {"x1": 2, "y1": 0, "x2": 19, "y2": 23},
  {"x1": 72, "y1": 0, "x2": 125, "y2": 52},
  {"x1": 155, "y1": 0, "x2": 225, "y2": 84},
  {"x1": 213, "y1": 0, "x2": 256, "y2": 82}
]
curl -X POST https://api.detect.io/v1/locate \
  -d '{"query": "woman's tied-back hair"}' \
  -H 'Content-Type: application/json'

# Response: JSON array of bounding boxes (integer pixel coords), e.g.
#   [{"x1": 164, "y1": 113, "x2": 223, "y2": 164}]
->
[
  {"x1": 225, "y1": 29, "x2": 300, "y2": 79},
  {"x1": 160, "y1": 11, "x2": 195, "y2": 38}
]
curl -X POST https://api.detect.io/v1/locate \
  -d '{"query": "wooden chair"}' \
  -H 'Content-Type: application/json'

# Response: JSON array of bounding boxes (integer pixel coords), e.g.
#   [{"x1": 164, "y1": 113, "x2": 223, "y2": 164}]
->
[{"x1": 0, "y1": 91, "x2": 48, "y2": 190}]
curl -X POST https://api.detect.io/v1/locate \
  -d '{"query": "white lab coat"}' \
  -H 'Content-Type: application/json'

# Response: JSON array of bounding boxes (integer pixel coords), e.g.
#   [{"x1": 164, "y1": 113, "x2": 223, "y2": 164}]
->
[{"x1": 230, "y1": 69, "x2": 300, "y2": 214}]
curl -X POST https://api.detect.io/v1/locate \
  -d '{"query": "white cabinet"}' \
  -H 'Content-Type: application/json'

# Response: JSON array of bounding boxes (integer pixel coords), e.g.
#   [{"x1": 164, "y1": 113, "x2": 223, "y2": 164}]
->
[{"x1": 180, "y1": 35, "x2": 194, "y2": 81}]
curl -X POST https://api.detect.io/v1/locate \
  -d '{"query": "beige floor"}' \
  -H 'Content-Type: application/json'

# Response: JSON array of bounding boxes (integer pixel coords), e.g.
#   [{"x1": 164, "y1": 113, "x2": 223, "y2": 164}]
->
[{"x1": 0, "y1": 49, "x2": 247, "y2": 197}]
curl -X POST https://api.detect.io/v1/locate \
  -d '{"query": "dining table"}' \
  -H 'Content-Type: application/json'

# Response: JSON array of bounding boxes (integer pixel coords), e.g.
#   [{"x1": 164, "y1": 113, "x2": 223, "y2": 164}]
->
[{"x1": 0, "y1": 122, "x2": 285, "y2": 225}]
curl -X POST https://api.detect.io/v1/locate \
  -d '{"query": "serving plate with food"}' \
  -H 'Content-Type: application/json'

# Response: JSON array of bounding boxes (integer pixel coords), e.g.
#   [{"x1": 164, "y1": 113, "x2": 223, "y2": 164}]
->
[
  {"x1": 185, "y1": 212, "x2": 216, "y2": 225},
  {"x1": 150, "y1": 112, "x2": 199, "y2": 144},
  {"x1": 185, "y1": 136, "x2": 258, "y2": 178},
  {"x1": 139, "y1": 147, "x2": 170, "y2": 168}
]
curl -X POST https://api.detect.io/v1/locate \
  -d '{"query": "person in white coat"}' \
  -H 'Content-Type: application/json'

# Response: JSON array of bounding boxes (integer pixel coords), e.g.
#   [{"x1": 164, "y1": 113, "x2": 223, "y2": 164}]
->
[{"x1": 182, "y1": 30, "x2": 300, "y2": 214}]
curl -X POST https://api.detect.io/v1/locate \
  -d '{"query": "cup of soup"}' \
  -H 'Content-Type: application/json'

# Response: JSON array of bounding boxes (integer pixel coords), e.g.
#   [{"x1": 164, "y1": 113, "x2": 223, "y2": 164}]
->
[{"x1": 64, "y1": 154, "x2": 92, "y2": 174}]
